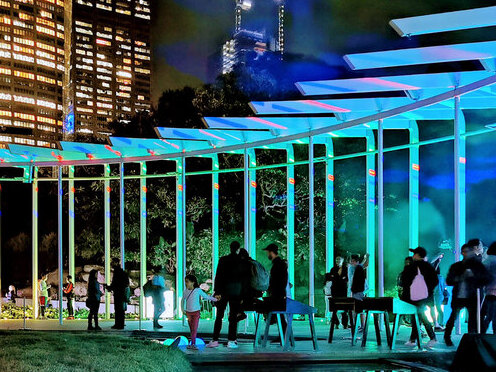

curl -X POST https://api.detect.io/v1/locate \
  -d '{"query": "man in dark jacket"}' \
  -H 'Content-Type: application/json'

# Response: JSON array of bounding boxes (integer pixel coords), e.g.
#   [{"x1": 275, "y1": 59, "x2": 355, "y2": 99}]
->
[
  {"x1": 444, "y1": 243, "x2": 491, "y2": 346},
  {"x1": 107, "y1": 266, "x2": 129, "y2": 330},
  {"x1": 399, "y1": 247, "x2": 439, "y2": 347},
  {"x1": 207, "y1": 241, "x2": 245, "y2": 349},
  {"x1": 328, "y1": 256, "x2": 349, "y2": 328}
]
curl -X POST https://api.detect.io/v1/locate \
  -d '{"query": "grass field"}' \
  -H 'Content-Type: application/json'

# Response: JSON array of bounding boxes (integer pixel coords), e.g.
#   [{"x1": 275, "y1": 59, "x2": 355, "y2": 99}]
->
[{"x1": 0, "y1": 331, "x2": 191, "y2": 372}]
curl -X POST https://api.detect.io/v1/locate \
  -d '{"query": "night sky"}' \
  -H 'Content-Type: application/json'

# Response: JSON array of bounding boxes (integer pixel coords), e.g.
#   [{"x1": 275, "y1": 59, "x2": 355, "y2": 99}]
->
[{"x1": 151, "y1": 0, "x2": 496, "y2": 103}]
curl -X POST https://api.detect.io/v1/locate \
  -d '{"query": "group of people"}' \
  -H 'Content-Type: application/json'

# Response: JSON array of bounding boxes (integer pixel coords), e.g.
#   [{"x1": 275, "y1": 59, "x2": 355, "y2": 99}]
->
[
  {"x1": 179, "y1": 241, "x2": 288, "y2": 350},
  {"x1": 38, "y1": 266, "x2": 130, "y2": 331},
  {"x1": 397, "y1": 239, "x2": 495, "y2": 347}
]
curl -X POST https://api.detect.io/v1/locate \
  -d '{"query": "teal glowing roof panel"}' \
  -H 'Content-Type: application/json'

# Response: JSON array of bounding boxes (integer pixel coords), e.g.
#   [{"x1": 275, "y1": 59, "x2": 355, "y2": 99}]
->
[
  {"x1": 296, "y1": 71, "x2": 494, "y2": 96},
  {"x1": 110, "y1": 137, "x2": 214, "y2": 153},
  {"x1": 344, "y1": 41, "x2": 496, "y2": 70},
  {"x1": 8, "y1": 144, "x2": 87, "y2": 162},
  {"x1": 204, "y1": 117, "x2": 340, "y2": 131},
  {"x1": 390, "y1": 6, "x2": 496, "y2": 37},
  {"x1": 155, "y1": 127, "x2": 276, "y2": 144},
  {"x1": 60, "y1": 142, "x2": 125, "y2": 159}
]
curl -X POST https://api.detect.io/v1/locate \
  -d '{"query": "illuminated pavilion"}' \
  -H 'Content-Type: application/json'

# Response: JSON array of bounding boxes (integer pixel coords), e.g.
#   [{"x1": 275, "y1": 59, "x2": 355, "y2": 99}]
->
[{"x1": 1, "y1": 6, "x2": 496, "y2": 325}]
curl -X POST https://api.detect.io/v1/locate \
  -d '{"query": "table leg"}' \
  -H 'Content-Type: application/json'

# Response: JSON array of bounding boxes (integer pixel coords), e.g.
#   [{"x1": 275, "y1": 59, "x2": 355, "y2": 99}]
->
[
  {"x1": 384, "y1": 312, "x2": 391, "y2": 347},
  {"x1": 374, "y1": 313, "x2": 381, "y2": 346},
  {"x1": 361, "y1": 311, "x2": 369, "y2": 347},
  {"x1": 253, "y1": 313, "x2": 260, "y2": 347},
  {"x1": 328, "y1": 310, "x2": 336, "y2": 343},
  {"x1": 284, "y1": 314, "x2": 293, "y2": 351},
  {"x1": 352, "y1": 312, "x2": 359, "y2": 346},
  {"x1": 390, "y1": 314, "x2": 400, "y2": 350},
  {"x1": 276, "y1": 314, "x2": 284, "y2": 347},
  {"x1": 309, "y1": 313, "x2": 319, "y2": 351},
  {"x1": 262, "y1": 312, "x2": 272, "y2": 348}
]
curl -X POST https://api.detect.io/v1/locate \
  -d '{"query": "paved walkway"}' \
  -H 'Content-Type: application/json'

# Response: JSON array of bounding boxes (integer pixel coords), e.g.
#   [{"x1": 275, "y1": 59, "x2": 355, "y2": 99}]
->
[{"x1": 0, "y1": 317, "x2": 462, "y2": 369}]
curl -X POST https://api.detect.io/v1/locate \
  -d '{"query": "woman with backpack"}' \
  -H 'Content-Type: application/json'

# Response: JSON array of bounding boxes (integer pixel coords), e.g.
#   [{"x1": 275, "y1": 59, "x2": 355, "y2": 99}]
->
[{"x1": 399, "y1": 247, "x2": 439, "y2": 348}]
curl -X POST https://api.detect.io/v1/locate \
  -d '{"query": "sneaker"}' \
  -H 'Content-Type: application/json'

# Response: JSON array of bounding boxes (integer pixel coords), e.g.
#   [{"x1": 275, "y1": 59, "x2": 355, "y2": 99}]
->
[
  {"x1": 226, "y1": 341, "x2": 238, "y2": 349},
  {"x1": 426, "y1": 339, "x2": 438, "y2": 348},
  {"x1": 444, "y1": 336, "x2": 454, "y2": 347},
  {"x1": 434, "y1": 326, "x2": 445, "y2": 332},
  {"x1": 87, "y1": 325, "x2": 94, "y2": 331},
  {"x1": 153, "y1": 324, "x2": 163, "y2": 329},
  {"x1": 206, "y1": 341, "x2": 220, "y2": 348},
  {"x1": 404, "y1": 340, "x2": 417, "y2": 347},
  {"x1": 94, "y1": 326, "x2": 102, "y2": 331},
  {"x1": 236, "y1": 313, "x2": 247, "y2": 322},
  {"x1": 186, "y1": 344, "x2": 198, "y2": 350}
]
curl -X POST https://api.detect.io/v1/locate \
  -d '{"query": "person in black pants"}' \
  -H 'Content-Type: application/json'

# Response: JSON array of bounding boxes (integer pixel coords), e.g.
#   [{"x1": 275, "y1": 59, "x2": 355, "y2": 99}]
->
[
  {"x1": 87, "y1": 270, "x2": 102, "y2": 330},
  {"x1": 328, "y1": 256, "x2": 349, "y2": 328},
  {"x1": 107, "y1": 266, "x2": 130, "y2": 330},
  {"x1": 207, "y1": 241, "x2": 247, "y2": 349},
  {"x1": 444, "y1": 244, "x2": 491, "y2": 346}
]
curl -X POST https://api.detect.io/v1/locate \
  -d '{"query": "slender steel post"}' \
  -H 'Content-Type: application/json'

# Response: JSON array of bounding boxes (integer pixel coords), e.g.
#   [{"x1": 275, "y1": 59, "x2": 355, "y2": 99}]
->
[
  {"x1": 286, "y1": 145, "x2": 295, "y2": 298},
  {"x1": 57, "y1": 166, "x2": 63, "y2": 325},
  {"x1": 176, "y1": 158, "x2": 186, "y2": 317},
  {"x1": 377, "y1": 120, "x2": 384, "y2": 298},
  {"x1": 365, "y1": 131, "x2": 376, "y2": 297},
  {"x1": 409, "y1": 121, "x2": 420, "y2": 249},
  {"x1": 119, "y1": 162, "x2": 125, "y2": 269},
  {"x1": 139, "y1": 162, "x2": 147, "y2": 322},
  {"x1": 454, "y1": 95, "x2": 466, "y2": 262},
  {"x1": 243, "y1": 149, "x2": 249, "y2": 251},
  {"x1": 104, "y1": 164, "x2": 111, "y2": 319},
  {"x1": 248, "y1": 149, "x2": 257, "y2": 258},
  {"x1": 454, "y1": 96, "x2": 466, "y2": 336},
  {"x1": 325, "y1": 138, "x2": 334, "y2": 273},
  {"x1": 68, "y1": 166, "x2": 75, "y2": 281},
  {"x1": 32, "y1": 169, "x2": 39, "y2": 319},
  {"x1": 0, "y1": 183, "x2": 2, "y2": 315},
  {"x1": 212, "y1": 155, "x2": 220, "y2": 280},
  {"x1": 309, "y1": 136, "x2": 315, "y2": 307}
]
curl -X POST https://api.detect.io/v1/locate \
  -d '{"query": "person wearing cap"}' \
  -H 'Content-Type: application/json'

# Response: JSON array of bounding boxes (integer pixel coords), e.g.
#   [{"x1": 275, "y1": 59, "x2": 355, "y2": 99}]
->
[
  {"x1": 256, "y1": 243, "x2": 289, "y2": 335},
  {"x1": 399, "y1": 247, "x2": 439, "y2": 347},
  {"x1": 444, "y1": 243, "x2": 491, "y2": 346}
]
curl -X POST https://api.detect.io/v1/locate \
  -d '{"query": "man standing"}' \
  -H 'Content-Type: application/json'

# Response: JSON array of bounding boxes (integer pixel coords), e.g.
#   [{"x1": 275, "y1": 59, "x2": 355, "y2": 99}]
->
[
  {"x1": 399, "y1": 247, "x2": 439, "y2": 347},
  {"x1": 263, "y1": 243, "x2": 288, "y2": 311},
  {"x1": 63, "y1": 275, "x2": 75, "y2": 320},
  {"x1": 328, "y1": 256, "x2": 348, "y2": 328},
  {"x1": 444, "y1": 244, "x2": 491, "y2": 346},
  {"x1": 107, "y1": 266, "x2": 130, "y2": 330},
  {"x1": 151, "y1": 274, "x2": 166, "y2": 329},
  {"x1": 207, "y1": 241, "x2": 245, "y2": 349},
  {"x1": 350, "y1": 255, "x2": 367, "y2": 331}
]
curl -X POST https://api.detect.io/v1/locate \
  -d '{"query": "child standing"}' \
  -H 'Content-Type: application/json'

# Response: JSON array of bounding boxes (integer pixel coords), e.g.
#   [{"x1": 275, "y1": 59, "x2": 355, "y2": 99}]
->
[
  {"x1": 39, "y1": 274, "x2": 51, "y2": 319},
  {"x1": 182, "y1": 274, "x2": 218, "y2": 350}
]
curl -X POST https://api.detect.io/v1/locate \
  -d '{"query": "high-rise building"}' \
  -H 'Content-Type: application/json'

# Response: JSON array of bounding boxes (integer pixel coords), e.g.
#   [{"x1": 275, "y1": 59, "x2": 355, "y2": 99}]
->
[
  {"x1": 0, "y1": 0, "x2": 151, "y2": 149},
  {"x1": 66, "y1": 0, "x2": 151, "y2": 138},
  {"x1": 0, "y1": 0, "x2": 65, "y2": 149}
]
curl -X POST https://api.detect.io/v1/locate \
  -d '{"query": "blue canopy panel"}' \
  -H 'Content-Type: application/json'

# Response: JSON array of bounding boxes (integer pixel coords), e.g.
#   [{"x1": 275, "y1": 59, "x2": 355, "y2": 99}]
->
[
  {"x1": 204, "y1": 117, "x2": 341, "y2": 132},
  {"x1": 344, "y1": 40, "x2": 496, "y2": 70},
  {"x1": 390, "y1": 6, "x2": 496, "y2": 37},
  {"x1": 0, "y1": 148, "x2": 39, "y2": 164},
  {"x1": 109, "y1": 137, "x2": 214, "y2": 155},
  {"x1": 8, "y1": 144, "x2": 87, "y2": 163},
  {"x1": 296, "y1": 71, "x2": 494, "y2": 96},
  {"x1": 60, "y1": 142, "x2": 130, "y2": 160}
]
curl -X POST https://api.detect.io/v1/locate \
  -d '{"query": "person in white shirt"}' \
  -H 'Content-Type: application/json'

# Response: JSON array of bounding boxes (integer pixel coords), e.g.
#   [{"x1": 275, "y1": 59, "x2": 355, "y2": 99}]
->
[{"x1": 182, "y1": 274, "x2": 219, "y2": 350}]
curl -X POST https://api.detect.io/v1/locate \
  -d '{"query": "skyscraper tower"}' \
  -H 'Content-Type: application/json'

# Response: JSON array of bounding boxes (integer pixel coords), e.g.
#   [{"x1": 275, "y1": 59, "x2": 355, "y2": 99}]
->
[{"x1": 276, "y1": 0, "x2": 284, "y2": 57}]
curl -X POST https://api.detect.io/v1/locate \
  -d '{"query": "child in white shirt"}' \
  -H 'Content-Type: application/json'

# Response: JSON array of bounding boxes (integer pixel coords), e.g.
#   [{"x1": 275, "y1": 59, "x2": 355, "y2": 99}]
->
[{"x1": 182, "y1": 274, "x2": 219, "y2": 350}]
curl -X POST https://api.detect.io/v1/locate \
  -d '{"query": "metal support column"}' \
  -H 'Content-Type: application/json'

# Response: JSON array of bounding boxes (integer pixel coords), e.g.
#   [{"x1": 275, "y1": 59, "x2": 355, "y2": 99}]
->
[
  {"x1": 119, "y1": 162, "x2": 125, "y2": 269},
  {"x1": 286, "y1": 145, "x2": 295, "y2": 298},
  {"x1": 176, "y1": 158, "x2": 186, "y2": 317},
  {"x1": 248, "y1": 149, "x2": 257, "y2": 258},
  {"x1": 32, "y1": 169, "x2": 39, "y2": 319},
  {"x1": 212, "y1": 155, "x2": 220, "y2": 280},
  {"x1": 365, "y1": 131, "x2": 376, "y2": 297},
  {"x1": 377, "y1": 120, "x2": 384, "y2": 298},
  {"x1": 139, "y1": 162, "x2": 147, "y2": 322},
  {"x1": 104, "y1": 164, "x2": 111, "y2": 319},
  {"x1": 454, "y1": 96, "x2": 466, "y2": 263},
  {"x1": 408, "y1": 121, "x2": 420, "y2": 249},
  {"x1": 243, "y1": 149, "x2": 249, "y2": 252},
  {"x1": 309, "y1": 137, "x2": 315, "y2": 307},
  {"x1": 57, "y1": 166, "x2": 63, "y2": 325},
  {"x1": 325, "y1": 138, "x2": 334, "y2": 273},
  {"x1": 0, "y1": 184, "x2": 2, "y2": 315},
  {"x1": 68, "y1": 166, "x2": 75, "y2": 281}
]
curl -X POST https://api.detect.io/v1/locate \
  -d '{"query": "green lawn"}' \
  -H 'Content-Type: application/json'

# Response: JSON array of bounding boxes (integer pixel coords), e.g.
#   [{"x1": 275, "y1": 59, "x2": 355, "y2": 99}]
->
[{"x1": 0, "y1": 331, "x2": 191, "y2": 372}]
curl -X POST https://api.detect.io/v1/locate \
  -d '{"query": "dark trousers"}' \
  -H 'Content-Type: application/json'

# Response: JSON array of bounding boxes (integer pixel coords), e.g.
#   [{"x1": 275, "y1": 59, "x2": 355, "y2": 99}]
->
[
  {"x1": 445, "y1": 298, "x2": 478, "y2": 338},
  {"x1": 256, "y1": 297, "x2": 288, "y2": 336},
  {"x1": 410, "y1": 301, "x2": 436, "y2": 341},
  {"x1": 114, "y1": 295, "x2": 125, "y2": 327},
  {"x1": 212, "y1": 296, "x2": 241, "y2": 341},
  {"x1": 67, "y1": 297, "x2": 74, "y2": 317},
  {"x1": 482, "y1": 295, "x2": 496, "y2": 334},
  {"x1": 88, "y1": 304, "x2": 99, "y2": 327}
]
